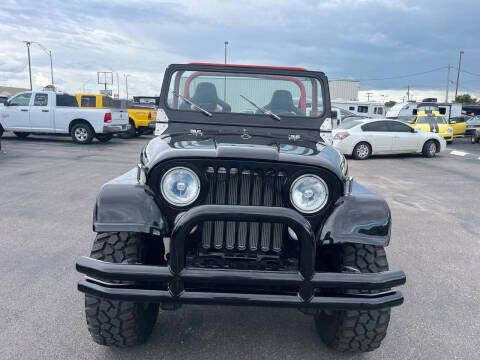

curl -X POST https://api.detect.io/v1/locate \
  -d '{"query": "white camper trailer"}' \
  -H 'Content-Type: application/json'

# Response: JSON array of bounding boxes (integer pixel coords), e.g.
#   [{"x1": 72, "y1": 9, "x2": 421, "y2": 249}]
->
[
  {"x1": 386, "y1": 101, "x2": 463, "y2": 121},
  {"x1": 331, "y1": 100, "x2": 385, "y2": 118}
]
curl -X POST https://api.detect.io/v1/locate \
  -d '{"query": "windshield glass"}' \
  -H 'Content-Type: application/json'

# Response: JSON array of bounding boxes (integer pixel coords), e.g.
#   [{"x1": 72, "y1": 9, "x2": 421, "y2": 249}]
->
[
  {"x1": 397, "y1": 115, "x2": 416, "y2": 123},
  {"x1": 167, "y1": 70, "x2": 323, "y2": 118},
  {"x1": 339, "y1": 120, "x2": 363, "y2": 129},
  {"x1": 417, "y1": 115, "x2": 447, "y2": 124}
]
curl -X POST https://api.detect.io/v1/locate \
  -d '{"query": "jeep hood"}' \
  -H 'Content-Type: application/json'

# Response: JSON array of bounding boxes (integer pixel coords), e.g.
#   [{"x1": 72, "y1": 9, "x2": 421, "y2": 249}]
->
[{"x1": 143, "y1": 124, "x2": 346, "y2": 180}]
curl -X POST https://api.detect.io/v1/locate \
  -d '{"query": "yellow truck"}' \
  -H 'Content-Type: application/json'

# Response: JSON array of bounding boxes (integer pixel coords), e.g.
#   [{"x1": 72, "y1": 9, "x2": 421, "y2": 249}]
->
[{"x1": 75, "y1": 93, "x2": 157, "y2": 138}]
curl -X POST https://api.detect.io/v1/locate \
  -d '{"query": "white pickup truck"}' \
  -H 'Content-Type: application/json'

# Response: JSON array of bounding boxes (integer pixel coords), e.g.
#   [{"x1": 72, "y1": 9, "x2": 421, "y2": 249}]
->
[{"x1": 0, "y1": 91, "x2": 130, "y2": 144}]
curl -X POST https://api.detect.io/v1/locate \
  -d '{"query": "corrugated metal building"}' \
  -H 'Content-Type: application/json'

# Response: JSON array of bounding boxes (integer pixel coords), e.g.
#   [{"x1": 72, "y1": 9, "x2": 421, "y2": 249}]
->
[{"x1": 329, "y1": 80, "x2": 359, "y2": 101}]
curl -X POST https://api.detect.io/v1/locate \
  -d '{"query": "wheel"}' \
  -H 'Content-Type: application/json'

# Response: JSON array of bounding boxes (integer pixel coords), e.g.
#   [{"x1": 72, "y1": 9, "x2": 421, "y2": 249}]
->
[
  {"x1": 96, "y1": 134, "x2": 113, "y2": 143},
  {"x1": 315, "y1": 244, "x2": 391, "y2": 352},
  {"x1": 446, "y1": 139, "x2": 453, "y2": 145},
  {"x1": 84, "y1": 232, "x2": 160, "y2": 347},
  {"x1": 14, "y1": 132, "x2": 30, "y2": 139},
  {"x1": 71, "y1": 123, "x2": 94, "y2": 144},
  {"x1": 471, "y1": 133, "x2": 479, "y2": 144},
  {"x1": 422, "y1": 140, "x2": 437, "y2": 158},
  {"x1": 352, "y1": 142, "x2": 371, "y2": 160},
  {"x1": 119, "y1": 120, "x2": 137, "y2": 139},
  {"x1": 0, "y1": 126, "x2": 4, "y2": 138}
]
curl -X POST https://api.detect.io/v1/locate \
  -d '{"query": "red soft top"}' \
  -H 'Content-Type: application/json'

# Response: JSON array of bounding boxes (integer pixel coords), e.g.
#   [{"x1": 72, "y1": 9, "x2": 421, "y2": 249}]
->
[{"x1": 188, "y1": 62, "x2": 307, "y2": 71}]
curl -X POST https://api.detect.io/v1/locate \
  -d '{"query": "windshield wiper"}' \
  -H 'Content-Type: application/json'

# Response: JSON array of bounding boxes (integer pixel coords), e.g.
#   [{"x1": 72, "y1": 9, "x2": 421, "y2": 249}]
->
[
  {"x1": 240, "y1": 94, "x2": 281, "y2": 121},
  {"x1": 172, "y1": 91, "x2": 212, "y2": 117}
]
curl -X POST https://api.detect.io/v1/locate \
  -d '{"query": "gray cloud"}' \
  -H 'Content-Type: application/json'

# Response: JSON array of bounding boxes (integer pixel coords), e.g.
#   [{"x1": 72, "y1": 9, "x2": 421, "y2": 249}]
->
[{"x1": 1, "y1": 0, "x2": 479, "y2": 100}]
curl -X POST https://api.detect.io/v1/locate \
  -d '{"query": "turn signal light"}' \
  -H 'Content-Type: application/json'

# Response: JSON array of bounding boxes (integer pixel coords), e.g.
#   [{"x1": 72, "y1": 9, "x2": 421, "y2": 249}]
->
[
  {"x1": 333, "y1": 131, "x2": 350, "y2": 140},
  {"x1": 104, "y1": 112, "x2": 112, "y2": 123}
]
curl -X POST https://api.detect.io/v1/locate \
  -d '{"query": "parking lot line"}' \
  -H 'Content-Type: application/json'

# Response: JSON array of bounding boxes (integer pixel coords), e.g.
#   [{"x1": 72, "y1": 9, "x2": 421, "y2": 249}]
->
[{"x1": 450, "y1": 150, "x2": 468, "y2": 156}]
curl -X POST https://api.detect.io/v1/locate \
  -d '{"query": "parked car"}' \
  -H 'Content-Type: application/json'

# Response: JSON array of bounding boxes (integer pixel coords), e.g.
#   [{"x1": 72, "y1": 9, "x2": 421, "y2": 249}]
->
[
  {"x1": 403, "y1": 113, "x2": 454, "y2": 144},
  {"x1": 467, "y1": 115, "x2": 480, "y2": 144},
  {"x1": 0, "y1": 91, "x2": 130, "y2": 144},
  {"x1": 0, "y1": 96, "x2": 8, "y2": 105},
  {"x1": 76, "y1": 63, "x2": 406, "y2": 352},
  {"x1": 76, "y1": 93, "x2": 157, "y2": 138},
  {"x1": 332, "y1": 118, "x2": 446, "y2": 160}
]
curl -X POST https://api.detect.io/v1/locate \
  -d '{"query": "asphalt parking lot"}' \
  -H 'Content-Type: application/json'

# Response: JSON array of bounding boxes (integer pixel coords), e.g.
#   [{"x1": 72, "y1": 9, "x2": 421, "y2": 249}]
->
[{"x1": 0, "y1": 133, "x2": 479, "y2": 360}]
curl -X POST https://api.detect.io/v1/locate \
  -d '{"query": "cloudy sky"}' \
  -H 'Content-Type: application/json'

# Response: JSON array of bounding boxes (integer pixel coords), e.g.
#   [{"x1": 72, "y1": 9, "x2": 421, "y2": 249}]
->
[{"x1": 1, "y1": 0, "x2": 479, "y2": 102}]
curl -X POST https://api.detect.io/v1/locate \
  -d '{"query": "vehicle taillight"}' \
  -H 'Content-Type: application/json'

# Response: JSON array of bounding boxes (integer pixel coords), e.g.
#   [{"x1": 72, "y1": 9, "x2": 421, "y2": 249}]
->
[
  {"x1": 104, "y1": 112, "x2": 112, "y2": 123},
  {"x1": 148, "y1": 112, "x2": 152, "y2": 120},
  {"x1": 333, "y1": 131, "x2": 350, "y2": 140},
  {"x1": 337, "y1": 119, "x2": 340, "y2": 125}
]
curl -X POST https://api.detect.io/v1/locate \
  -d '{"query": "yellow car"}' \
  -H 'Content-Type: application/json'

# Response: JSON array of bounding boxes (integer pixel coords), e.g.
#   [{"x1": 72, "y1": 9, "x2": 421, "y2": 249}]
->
[
  {"x1": 75, "y1": 93, "x2": 157, "y2": 138},
  {"x1": 447, "y1": 116, "x2": 467, "y2": 137},
  {"x1": 408, "y1": 112, "x2": 454, "y2": 143}
]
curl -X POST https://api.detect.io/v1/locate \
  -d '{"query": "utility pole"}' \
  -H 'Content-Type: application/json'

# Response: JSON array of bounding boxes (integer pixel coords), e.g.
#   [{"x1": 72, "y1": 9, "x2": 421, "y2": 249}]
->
[
  {"x1": 407, "y1": 85, "x2": 410, "y2": 101},
  {"x1": 23, "y1": 41, "x2": 32, "y2": 90},
  {"x1": 366, "y1": 92, "x2": 373, "y2": 101},
  {"x1": 32, "y1": 42, "x2": 54, "y2": 87},
  {"x1": 224, "y1": 41, "x2": 228, "y2": 102},
  {"x1": 124, "y1": 74, "x2": 130, "y2": 100},
  {"x1": 116, "y1": 72, "x2": 120, "y2": 98},
  {"x1": 445, "y1": 64, "x2": 451, "y2": 103},
  {"x1": 454, "y1": 50, "x2": 464, "y2": 102}
]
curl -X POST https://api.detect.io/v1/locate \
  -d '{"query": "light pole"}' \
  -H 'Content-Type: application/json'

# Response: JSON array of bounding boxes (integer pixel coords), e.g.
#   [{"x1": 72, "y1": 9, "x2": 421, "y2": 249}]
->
[
  {"x1": 454, "y1": 50, "x2": 464, "y2": 102},
  {"x1": 224, "y1": 41, "x2": 228, "y2": 101},
  {"x1": 124, "y1": 74, "x2": 130, "y2": 100},
  {"x1": 224, "y1": 41, "x2": 228, "y2": 64},
  {"x1": 23, "y1": 41, "x2": 32, "y2": 90},
  {"x1": 33, "y1": 42, "x2": 54, "y2": 87}
]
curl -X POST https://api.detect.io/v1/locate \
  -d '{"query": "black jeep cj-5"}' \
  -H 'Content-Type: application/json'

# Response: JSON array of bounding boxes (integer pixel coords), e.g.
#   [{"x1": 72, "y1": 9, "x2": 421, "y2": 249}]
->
[{"x1": 76, "y1": 63, "x2": 406, "y2": 352}]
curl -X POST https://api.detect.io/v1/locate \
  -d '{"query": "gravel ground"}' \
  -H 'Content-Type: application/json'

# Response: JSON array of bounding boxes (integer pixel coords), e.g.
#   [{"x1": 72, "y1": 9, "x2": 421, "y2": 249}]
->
[{"x1": 0, "y1": 133, "x2": 479, "y2": 360}]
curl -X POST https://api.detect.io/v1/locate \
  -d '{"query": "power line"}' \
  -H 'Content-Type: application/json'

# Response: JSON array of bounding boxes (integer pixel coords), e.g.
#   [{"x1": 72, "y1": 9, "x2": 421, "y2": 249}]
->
[{"x1": 356, "y1": 66, "x2": 448, "y2": 81}]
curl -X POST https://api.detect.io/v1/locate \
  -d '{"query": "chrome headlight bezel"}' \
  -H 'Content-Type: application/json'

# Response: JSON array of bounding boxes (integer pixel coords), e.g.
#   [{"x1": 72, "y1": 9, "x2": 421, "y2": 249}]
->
[
  {"x1": 289, "y1": 174, "x2": 329, "y2": 214},
  {"x1": 160, "y1": 166, "x2": 201, "y2": 206}
]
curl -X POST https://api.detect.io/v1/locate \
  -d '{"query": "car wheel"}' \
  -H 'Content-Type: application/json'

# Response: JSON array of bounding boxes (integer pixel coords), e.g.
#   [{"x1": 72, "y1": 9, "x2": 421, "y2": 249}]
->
[
  {"x1": 315, "y1": 244, "x2": 391, "y2": 352},
  {"x1": 119, "y1": 120, "x2": 136, "y2": 139},
  {"x1": 14, "y1": 132, "x2": 30, "y2": 139},
  {"x1": 96, "y1": 134, "x2": 113, "y2": 143},
  {"x1": 471, "y1": 134, "x2": 478, "y2": 144},
  {"x1": 84, "y1": 232, "x2": 160, "y2": 347},
  {"x1": 71, "y1": 123, "x2": 94, "y2": 144},
  {"x1": 422, "y1": 140, "x2": 437, "y2": 158},
  {"x1": 352, "y1": 142, "x2": 371, "y2": 160},
  {"x1": 446, "y1": 139, "x2": 453, "y2": 145}
]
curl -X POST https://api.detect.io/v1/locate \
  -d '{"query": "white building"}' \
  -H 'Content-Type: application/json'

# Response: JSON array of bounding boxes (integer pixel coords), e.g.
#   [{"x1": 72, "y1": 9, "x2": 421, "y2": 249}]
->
[{"x1": 329, "y1": 80, "x2": 359, "y2": 101}]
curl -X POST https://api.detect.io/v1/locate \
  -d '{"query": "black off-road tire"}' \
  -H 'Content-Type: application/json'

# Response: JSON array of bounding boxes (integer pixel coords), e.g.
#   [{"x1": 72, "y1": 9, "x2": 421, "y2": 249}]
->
[
  {"x1": 71, "y1": 122, "x2": 94, "y2": 144},
  {"x1": 352, "y1": 142, "x2": 371, "y2": 160},
  {"x1": 315, "y1": 244, "x2": 391, "y2": 352},
  {"x1": 422, "y1": 139, "x2": 437, "y2": 158},
  {"x1": 96, "y1": 134, "x2": 113, "y2": 143},
  {"x1": 84, "y1": 232, "x2": 159, "y2": 347},
  {"x1": 14, "y1": 132, "x2": 30, "y2": 139},
  {"x1": 119, "y1": 120, "x2": 137, "y2": 139}
]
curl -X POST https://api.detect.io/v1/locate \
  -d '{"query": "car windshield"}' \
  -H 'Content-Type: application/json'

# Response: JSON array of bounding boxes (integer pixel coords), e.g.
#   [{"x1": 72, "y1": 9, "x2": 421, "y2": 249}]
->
[
  {"x1": 467, "y1": 115, "x2": 480, "y2": 123},
  {"x1": 397, "y1": 115, "x2": 416, "y2": 123},
  {"x1": 416, "y1": 115, "x2": 447, "y2": 124},
  {"x1": 167, "y1": 70, "x2": 324, "y2": 118}
]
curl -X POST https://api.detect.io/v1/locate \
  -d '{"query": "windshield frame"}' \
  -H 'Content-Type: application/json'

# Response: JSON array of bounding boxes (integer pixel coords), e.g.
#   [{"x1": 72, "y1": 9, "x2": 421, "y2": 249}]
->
[{"x1": 159, "y1": 63, "x2": 330, "y2": 131}]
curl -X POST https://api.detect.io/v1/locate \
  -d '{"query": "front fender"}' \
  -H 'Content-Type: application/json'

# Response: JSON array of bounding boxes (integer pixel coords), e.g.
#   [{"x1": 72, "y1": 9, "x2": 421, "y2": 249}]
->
[
  {"x1": 93, "y1": 168, "x2": 168, "y2": 235},
  {"x1": 319, "y1": 181, "x2": 391, "y2": 246}
]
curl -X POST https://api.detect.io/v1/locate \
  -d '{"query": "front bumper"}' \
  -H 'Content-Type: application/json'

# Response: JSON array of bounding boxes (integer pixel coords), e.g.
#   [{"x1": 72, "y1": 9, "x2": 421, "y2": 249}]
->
[
  {"x1": 77, "y1": 205, "x2": 406, "y2": 311},
  {"x1": 102, "y1": 123, "x2": 131, "y2": 134}
]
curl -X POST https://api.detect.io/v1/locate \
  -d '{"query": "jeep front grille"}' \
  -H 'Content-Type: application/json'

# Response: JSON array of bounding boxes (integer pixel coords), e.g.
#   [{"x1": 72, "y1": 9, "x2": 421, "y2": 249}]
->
[{"x1": 201, "y1": 166, "x2": 287, "y2": 253}]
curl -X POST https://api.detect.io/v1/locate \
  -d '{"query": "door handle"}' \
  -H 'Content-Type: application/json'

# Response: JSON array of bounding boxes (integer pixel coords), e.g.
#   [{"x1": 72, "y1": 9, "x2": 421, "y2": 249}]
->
[
  {"x1": 42, "y1": 110, "x2": 49, "y2": 112},
  {"x1": 21, "y1": 109, "x2": 28, "y2": 112}
]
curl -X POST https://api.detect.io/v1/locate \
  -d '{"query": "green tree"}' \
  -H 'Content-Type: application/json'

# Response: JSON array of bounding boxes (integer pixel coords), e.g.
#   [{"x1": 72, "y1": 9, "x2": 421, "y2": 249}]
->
[
  {"x1": 455, "y1": 94, "x2": 477, "y2": 104},
  {"x1": 385, "y1": 100, "x2": 396, "y2": 108}
]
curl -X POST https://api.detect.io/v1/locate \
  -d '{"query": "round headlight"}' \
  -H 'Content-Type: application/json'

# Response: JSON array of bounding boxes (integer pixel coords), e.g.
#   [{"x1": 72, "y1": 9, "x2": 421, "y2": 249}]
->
[
  {"x1": 290, "y1": 174, "x2": 329, "y2": 214},
  {"x1": 161, "y1": 167, "x2": 200, "y2": 206}
]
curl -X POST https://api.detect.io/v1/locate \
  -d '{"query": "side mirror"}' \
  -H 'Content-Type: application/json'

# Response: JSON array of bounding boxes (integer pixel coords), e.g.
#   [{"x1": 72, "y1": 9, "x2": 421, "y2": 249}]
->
[
  {"x1": 412, "y1": 128, "x2": 418, "y2": 133},
  {"x1": 449, "y1": 120, "x2": 456, "y2": 124}
]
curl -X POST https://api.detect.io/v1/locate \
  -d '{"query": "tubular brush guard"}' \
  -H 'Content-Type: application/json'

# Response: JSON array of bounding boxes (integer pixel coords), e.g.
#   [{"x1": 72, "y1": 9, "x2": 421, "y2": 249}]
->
[{"x1": 77, "y1": 205, "x2": 406, "y2": 310}]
